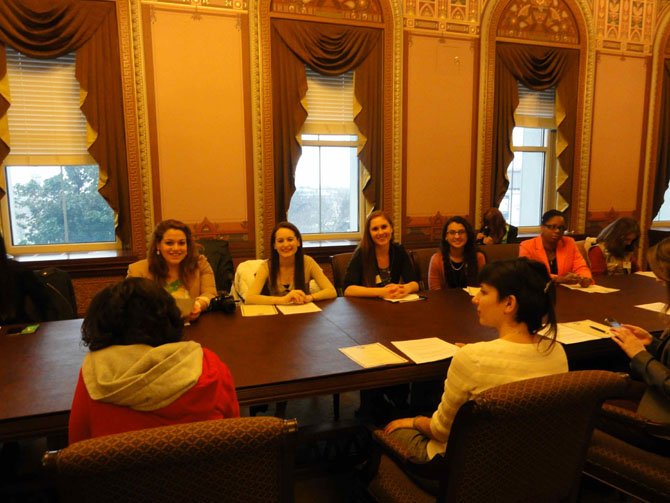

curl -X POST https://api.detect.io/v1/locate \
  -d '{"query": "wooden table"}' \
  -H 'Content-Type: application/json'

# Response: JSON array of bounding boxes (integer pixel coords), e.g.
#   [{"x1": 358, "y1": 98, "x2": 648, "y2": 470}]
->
[{"x1": 0, "y1": 273, "x2": 667, "y2": 442}]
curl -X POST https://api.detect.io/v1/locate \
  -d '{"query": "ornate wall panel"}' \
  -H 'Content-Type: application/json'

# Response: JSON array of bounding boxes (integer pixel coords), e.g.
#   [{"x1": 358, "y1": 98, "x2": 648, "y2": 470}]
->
[
  {"x1": 594, "y1": 0, "x2": 656, "y2": 54},
  {"x1": 403, "y1": 0, "x2": 481, "y2": 36},
  {"x1": 497, "y1": 0, "x2": 580, "y2": 44}
]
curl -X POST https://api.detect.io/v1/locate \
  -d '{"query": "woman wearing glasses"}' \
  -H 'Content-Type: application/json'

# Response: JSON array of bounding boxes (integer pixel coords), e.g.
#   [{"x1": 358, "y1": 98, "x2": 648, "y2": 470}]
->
[
  {"x1": 519, "y1": 209, "x2": 593, "y2": 286},
  {"x1": 428, "y1": 216, "x2": 486, "y2": 289}
]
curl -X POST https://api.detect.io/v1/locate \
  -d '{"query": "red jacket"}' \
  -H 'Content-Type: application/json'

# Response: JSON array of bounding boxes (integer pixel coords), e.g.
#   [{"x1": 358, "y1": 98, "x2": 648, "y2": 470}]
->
[{"x1": 68, "y1": 348, "x2": 240, "y2": 444}]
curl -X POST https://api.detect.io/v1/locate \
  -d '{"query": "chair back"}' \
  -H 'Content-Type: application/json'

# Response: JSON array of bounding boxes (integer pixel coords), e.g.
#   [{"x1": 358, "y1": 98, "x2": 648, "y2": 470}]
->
[
  {"x1": 480, "y1": 243, "x2": 520, "y2": 264},
  {"x1": 43, "y1": 417, "x2": 298, "y2": 503},
  {"x1": 34, "y1": 267, "x2": 77, "y2": 320},
  {"x1": 440, "y1": 370, "x2": 629, "y2": 502},
  {"x1": 330, "y1": 252, "x2": 353, "y2": 296},
  {"x1": 409, "y1": 248, "x2": 438, "y2": 291},
  {"x1": 197, "y1": 238, "x2": 234, "y2": 293},
  {"x1": 232, "y1": 259, "x2": 265, "y2": 302}
]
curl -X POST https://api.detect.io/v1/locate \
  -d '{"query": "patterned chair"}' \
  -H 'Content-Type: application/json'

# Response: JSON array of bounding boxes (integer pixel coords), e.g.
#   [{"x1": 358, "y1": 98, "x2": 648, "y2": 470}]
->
[
  {"x1": 583, "y1": 403, "x2": 670, "y2": 502},
  {"x1": 409, "y1": 248, "x2": 438, "y2": 291},
  {"x1": 365, "y1": 370, "x2": 629, "y2": 503},
  {"x1": 43, "y1": 417, "x2": 298, "y2": 503},
  {"x1": 330, "y1": 252, "x2": 353, "y2": 296}
]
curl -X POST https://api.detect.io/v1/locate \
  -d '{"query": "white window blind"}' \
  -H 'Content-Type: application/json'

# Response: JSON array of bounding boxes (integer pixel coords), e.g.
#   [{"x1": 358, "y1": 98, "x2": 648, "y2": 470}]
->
[
  {"x1": 5, "y1": 47, "x2": 88, "y2": 156},
  {"x1": 515, "y1": 82, "x2": 555, "y2": 128},
  {"x1": 302, "y1": 65, "x2": 357, "y2": 135}
]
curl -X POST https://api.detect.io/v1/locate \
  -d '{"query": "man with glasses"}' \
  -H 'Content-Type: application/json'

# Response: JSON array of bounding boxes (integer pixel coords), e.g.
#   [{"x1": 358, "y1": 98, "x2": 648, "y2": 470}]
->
[{"x1": 519, "y1": 209, "x2": 593, "y2": 287}]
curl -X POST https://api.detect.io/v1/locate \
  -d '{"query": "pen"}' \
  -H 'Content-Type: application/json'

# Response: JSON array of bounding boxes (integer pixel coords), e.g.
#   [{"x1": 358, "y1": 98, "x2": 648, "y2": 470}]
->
[{"x1": 589, "y1": 325, "x2": 606, "y2": 333}]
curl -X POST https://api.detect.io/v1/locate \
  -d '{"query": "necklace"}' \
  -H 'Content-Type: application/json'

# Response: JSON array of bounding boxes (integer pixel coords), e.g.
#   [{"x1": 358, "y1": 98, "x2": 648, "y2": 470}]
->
[{"x1": 449, "y1": 258, "x2": 465, "y2": 271}]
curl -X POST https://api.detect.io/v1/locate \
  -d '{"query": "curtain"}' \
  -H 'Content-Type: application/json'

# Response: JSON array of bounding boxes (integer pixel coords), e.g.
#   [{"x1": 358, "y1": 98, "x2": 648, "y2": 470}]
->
[
  {"x1": 0, "y1": 0, "x2": 129, "y2": 244},
  {"x1": 492, "y1": 42, "x2": 579, "y2": 214},
  {"x1": 652, "y1": 60, "x2": 670, "y2": 219},
  {"x1": 271, "y1": 19, "x2": 382, "y2": 222}
]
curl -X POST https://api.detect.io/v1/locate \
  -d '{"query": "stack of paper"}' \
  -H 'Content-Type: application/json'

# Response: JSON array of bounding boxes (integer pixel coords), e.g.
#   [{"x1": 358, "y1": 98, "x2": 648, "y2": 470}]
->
[
  {"x1": 276, "y1": 303, "x2": 322, "y2": 315},
  {"x1": 339, "y1": 343, "x2": 407, "y2": 368},
  {"x1": 391, "y1": 338, "x2": 459, "y2": 363},
  {"x1": 560, "y1": 284, "x2": 619, "y2": 293},
  {"x1": 383, "y1": 294, "x2": 423, "y2": 303},
  {"x1": 240, "y1": 304, "x2": 278, "y2": 317},
  {"x1": 550, "y1": 319, "x2": 612, "y2": 344}
]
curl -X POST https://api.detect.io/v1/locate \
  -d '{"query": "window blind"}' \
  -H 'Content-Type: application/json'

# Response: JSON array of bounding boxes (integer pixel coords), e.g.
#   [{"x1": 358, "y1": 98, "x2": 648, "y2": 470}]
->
[
  {"x1": 5, "y1": 47, "x2": 88, "y2": 156},
  {"x1": 515, "y1": 82, "x2": 556, "y2": 129},
  {"x1": 302, "y1": 66, "x2": 358, "y2": 135}
]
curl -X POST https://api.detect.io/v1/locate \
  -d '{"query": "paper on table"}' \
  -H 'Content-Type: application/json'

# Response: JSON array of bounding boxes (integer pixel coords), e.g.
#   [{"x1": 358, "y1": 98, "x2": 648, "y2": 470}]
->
[
  {"x1": 547, "y1": 319, "x2": 612, "y2": 344},
  {"x1": 635, "y1": 271, "x2": 657, "y2": 278},
  {"x1": 240, "y1": 304, "x2": 278, "y2": 317},
  {"x1": 635, "y1": 302, "x2": 667, "y2": 313},
  {"x1": 339, "y1": 343, "x2": 408, "y2": 368},
  {"x1": 276, "y1": 302, "x2": 322, "y2": 315},
  {"x1": 391, "y1": 337, "x2": 459, "y2": 364},
  {"x1": 463, "y1": 286, "x2": 480, "y2": 297},
  {"x1": 560, "y1": 284, "x2": 619, "y2": 293},
  {"x1": 383, "y1": 294, "x2": 423, "y2": 303}
]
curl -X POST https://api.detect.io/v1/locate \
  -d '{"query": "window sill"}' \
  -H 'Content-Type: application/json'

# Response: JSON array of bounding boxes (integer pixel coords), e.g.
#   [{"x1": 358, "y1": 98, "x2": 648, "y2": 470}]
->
[
  {"x1": 302, "y1": 240, "x2": 358, "y2": 262},
  {"x1": 12, "y1": 250, "x2": 138, "y2": 278}
]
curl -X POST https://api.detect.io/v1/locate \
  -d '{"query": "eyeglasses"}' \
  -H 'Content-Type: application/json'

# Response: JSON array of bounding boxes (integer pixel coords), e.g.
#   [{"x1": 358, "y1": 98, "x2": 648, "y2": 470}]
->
[
  {"x1": 446, "y1": 230, "x2": 467, "y2": 236},
  {"x1": 543, "y1": 224, "x2": 566, "y2": 232}
]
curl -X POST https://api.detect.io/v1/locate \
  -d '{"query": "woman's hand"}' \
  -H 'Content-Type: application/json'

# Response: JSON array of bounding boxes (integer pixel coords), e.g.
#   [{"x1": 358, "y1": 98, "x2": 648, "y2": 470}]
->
[
  {"x1": 618, "y1": 324, "x2": 654, "y2": 345},
  {"x1": 384, "y1": 417, "x2": 415, "y2": 435},
  {"x1": 379, "y1": 284, "x2": 406, "y2": 299},
  {"x1": 555, "y1": 273, "x2": 593, "y2": 287},
  {"x1": 611, "y1": 326, "x2": 648, "y2": 359},
  {"x1": 187, "y1": 300, "x2": 204, "y2": 321},
  {"x1": 282, "y1": 290, "x2": 307, "y2": 304}
]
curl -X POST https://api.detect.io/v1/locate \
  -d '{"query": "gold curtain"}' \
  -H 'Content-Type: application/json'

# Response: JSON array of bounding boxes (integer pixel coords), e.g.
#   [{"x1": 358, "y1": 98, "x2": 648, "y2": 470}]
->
[
  {"x1": 271, "y1": 19, "x2": 382, "y2": 222},
  {"x1": 0, "y1": 0, "x2": 130, "y2": 244}
]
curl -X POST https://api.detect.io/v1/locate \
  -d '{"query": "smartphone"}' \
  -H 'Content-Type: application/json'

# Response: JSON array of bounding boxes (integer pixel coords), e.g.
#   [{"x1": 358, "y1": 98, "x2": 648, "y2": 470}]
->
[
  {"x1": 604, "y1": 318, "x2": 621, "y2": 328},
  {"x1": 5, "y1": 324, "x2": 39, "y2": 336}
]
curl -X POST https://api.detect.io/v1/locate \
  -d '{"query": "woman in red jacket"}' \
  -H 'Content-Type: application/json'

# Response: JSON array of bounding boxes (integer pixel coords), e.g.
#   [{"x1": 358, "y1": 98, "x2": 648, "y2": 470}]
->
[{"x1": 68, "y1": 277, "x2": 239, "y2": 444}]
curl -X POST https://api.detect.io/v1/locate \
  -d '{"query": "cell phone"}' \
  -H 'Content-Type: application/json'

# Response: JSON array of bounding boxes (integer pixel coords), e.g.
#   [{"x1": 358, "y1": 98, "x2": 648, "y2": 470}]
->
[
  {"x1": 5, "y1": 324, "x2": 39, "y2": 336},
  {"x1": 604, "y1": 318, "x2": 621, "y2": 328}
]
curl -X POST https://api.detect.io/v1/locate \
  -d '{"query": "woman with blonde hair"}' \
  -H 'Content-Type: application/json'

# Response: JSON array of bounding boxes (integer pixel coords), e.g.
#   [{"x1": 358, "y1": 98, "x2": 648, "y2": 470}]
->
[{"x1": 128, "y1": 219, "x2": 216, "y2": 320}]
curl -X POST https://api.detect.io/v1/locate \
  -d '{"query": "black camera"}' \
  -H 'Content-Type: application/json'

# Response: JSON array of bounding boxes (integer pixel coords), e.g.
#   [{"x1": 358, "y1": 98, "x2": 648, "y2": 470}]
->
[{"x1": 207, "y1": 292, "x2": 237, "y2": 314}]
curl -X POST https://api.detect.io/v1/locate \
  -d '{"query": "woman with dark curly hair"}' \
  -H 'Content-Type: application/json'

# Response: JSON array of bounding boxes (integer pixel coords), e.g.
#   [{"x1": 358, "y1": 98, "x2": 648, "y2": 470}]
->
[
  {"x1": 588, "y1": 217, "x2": 640, "y2": 275},
  {"x1": 68, "y1": 278, "x2": 239, "y2": 443},
  {"x1": 128, "y1": 219, "x2": 216, "y2": 320},
  {"x1": 428, "y1": 216, "x2": 486, "y2": 289}
]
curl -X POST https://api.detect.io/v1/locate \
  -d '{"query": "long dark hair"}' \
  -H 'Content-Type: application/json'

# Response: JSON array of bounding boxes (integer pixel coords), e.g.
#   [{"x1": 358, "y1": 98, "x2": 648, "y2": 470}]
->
[
  {"x1": 357, "y1": 210, "x2": 394, "y2": 287},
  {"x1": 0, "y1": 237, "x2": 17, "y2": 321},
  {"x1": 596, "y1": 217, "x2": 640, "y2": 259},
  {"x1": 147, "y1": 219, "x2": 199, "y2": 288},
  {"x1": 81, "y1": 278, "x2": 184, "y2": 351},
  {"x1": 648, "y1": 237, "x2": 670, "y2": 310},
  {"x1": 482, "y1": 208, "x2": 508, "y2": 244},
  {"x1": 440, "y1": 216, "x2": 479, "y2": 286},
  {"x1": 269, "y1": 222, "x2": 305, "y2": 293},
  {"x1": 478, "y1": 258, "x2": 558, "y2": 346}
]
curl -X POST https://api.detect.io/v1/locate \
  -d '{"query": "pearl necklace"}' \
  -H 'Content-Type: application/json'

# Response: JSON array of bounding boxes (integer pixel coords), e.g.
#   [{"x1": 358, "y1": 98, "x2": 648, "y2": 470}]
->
[{"x1": 449, "y1": 257, "x2": 465, "y2": 271}]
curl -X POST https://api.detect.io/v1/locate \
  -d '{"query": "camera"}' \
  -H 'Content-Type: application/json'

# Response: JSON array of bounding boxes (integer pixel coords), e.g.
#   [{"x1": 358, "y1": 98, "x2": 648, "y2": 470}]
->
[{"x1": 207, "y1": 292, "x2": 237, "y2": 314}]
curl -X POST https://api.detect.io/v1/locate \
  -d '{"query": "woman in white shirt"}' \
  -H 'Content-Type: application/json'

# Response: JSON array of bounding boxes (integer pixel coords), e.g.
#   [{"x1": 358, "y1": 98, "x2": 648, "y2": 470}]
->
[{"x1": 384, "y1": 257, "x2": 568, "y2": 461}]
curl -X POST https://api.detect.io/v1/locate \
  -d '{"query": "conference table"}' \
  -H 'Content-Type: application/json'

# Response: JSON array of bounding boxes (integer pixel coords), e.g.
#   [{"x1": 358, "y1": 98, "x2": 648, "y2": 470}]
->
[{"x1": 0, "y1": 273, "x2": 667, "y2": 443}]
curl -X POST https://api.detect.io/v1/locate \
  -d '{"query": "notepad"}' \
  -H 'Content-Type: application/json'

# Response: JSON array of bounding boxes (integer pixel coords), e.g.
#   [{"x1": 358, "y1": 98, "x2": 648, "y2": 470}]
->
[
  {"x1": 635, "y1": 302, "x2": 667, "y2": 313},
  {"x1": 339, "y1": 343, "x2": 408, "y2": 368},
  {"x1": 560, "y1": 284, "x2": 619, "y2": 293},
  {"x1": 547, "y1": 320, "x2": 612, "y2": 344},
  {"x1": 383, "y1": 294, "x2": 423, "y2": 303},
  {"x1": 391, "y1": 338, "x2": 459, "y2": 364},
  {"x1": 276, "y1": 303, "x2": 322, "y2": 315},
  {"x1": 240, "y1": 304, "x2": 278, "y2": 317}
]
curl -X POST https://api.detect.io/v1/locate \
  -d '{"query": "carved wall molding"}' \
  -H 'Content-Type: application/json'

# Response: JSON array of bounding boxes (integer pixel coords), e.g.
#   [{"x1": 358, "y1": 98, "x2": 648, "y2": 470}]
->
[
  {"x1": 476, "y1": 0, "x2": 594, "y2": 233},
  {"x1": 403, "y1": 0, "x2": 481, "y2": 37},
  {"x1": 594, "y1": 0, "x2": 656, "y2": 56},
  {"x1": 270, "y1": 0, "x2": 383, "y2": 23},
  {"x1": 497, "y1": 0, "x2": 580, "y2": 45}
]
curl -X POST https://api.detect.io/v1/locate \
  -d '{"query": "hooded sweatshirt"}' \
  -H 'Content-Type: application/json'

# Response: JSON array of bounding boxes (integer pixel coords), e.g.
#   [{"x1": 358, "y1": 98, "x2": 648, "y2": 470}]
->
[{"x1": 68, "y1": 341, "x2": 239, "y2": 444}]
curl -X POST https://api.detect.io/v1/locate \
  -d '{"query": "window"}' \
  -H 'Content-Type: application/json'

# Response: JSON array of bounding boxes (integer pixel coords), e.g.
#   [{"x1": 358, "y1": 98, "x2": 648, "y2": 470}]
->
[
  {"x1": 655, "y1": 189, "x2": 670, "y2": 223},
  {"x1": 499, "y1": 83, "x2": 556, "y2": 229},
  {"x1": 287, "y1": 66, "x2": 364, "y2": 239},
  {"x1": 1, "y1": 47, "x2": 116, "y2": 253}
]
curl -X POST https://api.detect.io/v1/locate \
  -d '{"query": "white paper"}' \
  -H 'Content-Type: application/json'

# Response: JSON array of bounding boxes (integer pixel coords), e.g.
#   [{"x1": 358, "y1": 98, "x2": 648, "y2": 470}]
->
[
  {"x1": 276, "y1": 302, "x2": 322, "y2": 315},
  {"x1": 240, "y1": 304, "x2": 278, "y2": 317},
  {"x1": 463, "y1": 286, "x2": 480, "y2": 297},
  {"x1": 560, "y1": 284, "x2": 619, "y2": 293},
  {"x1": 175, "y1": 297, "x2": 195, "y2": 317},
  {"x1": 339, "y1": 343, "x2": 408, "y2": 368},
  {"x1": 635, "y1": 271, "x2": 657, "y2": 278},
  {"x1": 548, "y1": 320, "x2": 612, "y2": 344},
  {"x1": 383, "y1": 293, "x2": 423, "y2": 303},
  {"x1": 391, "y1": 337, "x2": 459, "y2": 364},
  {"x1": 635, "y1": 302, "x2": 667, "y2": 313}
]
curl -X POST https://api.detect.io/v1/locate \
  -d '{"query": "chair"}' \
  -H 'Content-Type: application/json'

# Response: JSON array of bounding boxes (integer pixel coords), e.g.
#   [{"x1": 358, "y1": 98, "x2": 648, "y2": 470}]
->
[
  {"x1": 409, "y1": 248, "x2": 438, "y2": 291},
  {"x1": 43, "y1": 417, "x2": 298, "y2": 503},
  {"x1": 366, "y1": 370, "x2": 629, "y2": 503},
  {"x1": 479, "y1": 242, "x2": 520, "y2": 264},
  {"x1": 330, "y1": 252, "x2": 353, "y2": 296},
  {"x1": 232, "y1": 258, "x2": 265, "y2": 302},
  {"x1": 34, "y1": 267, "x2": 77, "y2": 320},
  {"x1": 583, "y1": 403, "x2": 670, "y2": 502},
  {"x1": 197, "y1": 238, "x2": 235, "y2": 293}
]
